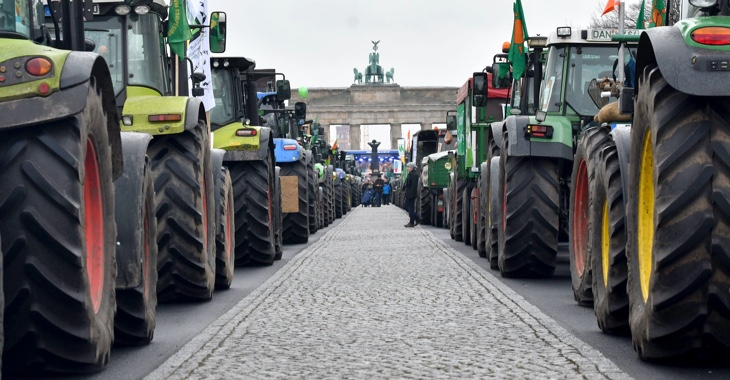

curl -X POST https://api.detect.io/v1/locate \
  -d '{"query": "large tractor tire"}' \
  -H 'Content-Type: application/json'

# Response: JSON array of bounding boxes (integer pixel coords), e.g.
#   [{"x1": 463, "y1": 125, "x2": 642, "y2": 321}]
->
[
  {"x1": 591, "y1": 141, "x2": 629, "y2": 335},
  {"x1": 281, "y1": 160, "x2": 310, "y2": 244},
  {"x1": 212, "y1": 151, "x2": 235, "y2": 290},
  {"x1": 150, "y1": 123, "x2": 215, "y2": 302},
  {"x1": 229, "y1": 159, "x2": 276, "y2": 266},
  {"x1": 308, "y1": 163, "x2": 318, "y2": 235},
  {"x1": 451, "y1": 179, "x2": 469, "y2": 242},
  {"x1": 498, "y1": 134, "x2": 559, "y2": 278},
  {"x1": 318, "y1": 186, "x2": 325, "y2": 229},
  {"x1": 335, "y1": 182, "x2": 344, "y2": 219},
  {"x1": 418, "y1": 181, "x2": 432, "y2": 225},
  {"x1": 477, "y1": 163, "x2": 489, "y2": 257},
  {"x1": 114, "y1": 134, "x2": 157, "y2": 346},
  {"x1": 626, "y1": 65, "x2": 730, "y2": 360},
  {"x1": 469, "y1": 186, "x2": 478, "y2": 250},
  {"x1": 274, "y1": 168, "x2": 283, "y2": 260},
  {"x1": 487, "y1": 157, "x2": 501, "y2": 270},
  {"x1": 569, "y1": 126, "x2": 610, "y2": 306},
  {"x1": 1, "y1": 80, "x2": 116, "y2": 374},
  {"x1": 461, "y1": 186, "x2": 473, "y2": 246},
  {"x1": 327, "y1": 166, "x2": 336, "y2": 223},
  {"x1": 321, "y1": 184, "x2": 330, "y2": 228}
]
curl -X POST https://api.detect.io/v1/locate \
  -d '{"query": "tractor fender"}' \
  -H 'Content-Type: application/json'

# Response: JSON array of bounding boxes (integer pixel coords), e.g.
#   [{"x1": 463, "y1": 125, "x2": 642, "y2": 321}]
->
[
  {"x1": 211, "y1": 148, "x2": 226, "y2": 176},
  {"x1": 1, "y1": 52, "x2": 123, "y2": 178},
  {"x1": 490, "y1": 121, "x2": 504, "y2": 150},
  {"x1": 504, "y1": 115, "x2": 531, "y2": 157},
  {"x1": 608, "y1": 124, "x2": 631, "y2": 207},
  {"x1": 304, "y1": 150, "x2": 313, "y2": 166},
  {"x1": 114, "y1": 131, "x2": 154, "y2": 289},
  {"x1": 223, "y1": 127, "x2": 273, "y2": 162},
  {"x1": 637, "y1": 26, "x2": 730, "y2": 96},
  {"x1": 184, "y1": 97, "x2": 207, "y2": 130}
]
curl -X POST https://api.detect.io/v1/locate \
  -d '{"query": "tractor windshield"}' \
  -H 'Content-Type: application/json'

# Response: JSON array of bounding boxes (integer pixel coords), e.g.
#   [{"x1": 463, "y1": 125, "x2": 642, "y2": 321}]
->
[
  {"x1": 84, "y1": 16, "x2": 124, "y2": 95},
  {"x1": 127, "y1": 14, "x2": 167, "y2": 95},
  {"x1": 1, "y1": 0, "x2": 43, "y2": 39},
  {"x1": 211, "y1": 68, "x2": 236, "y2": 127},
  {"x1": 540, "y1": 45, "x2": 626, "y2": 117}
]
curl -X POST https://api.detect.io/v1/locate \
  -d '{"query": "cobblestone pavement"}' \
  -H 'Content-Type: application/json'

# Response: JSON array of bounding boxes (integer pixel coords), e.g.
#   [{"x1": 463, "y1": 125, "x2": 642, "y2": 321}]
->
[{"x1": 147, "y1": 206, "x2": 630, "y2": 380}]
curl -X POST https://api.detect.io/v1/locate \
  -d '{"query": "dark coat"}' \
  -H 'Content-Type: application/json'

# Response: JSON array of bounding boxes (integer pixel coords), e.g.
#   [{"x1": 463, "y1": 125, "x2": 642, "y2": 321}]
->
[{"x1": 405, "y1": 171, "x2": 419, "y2": 199}]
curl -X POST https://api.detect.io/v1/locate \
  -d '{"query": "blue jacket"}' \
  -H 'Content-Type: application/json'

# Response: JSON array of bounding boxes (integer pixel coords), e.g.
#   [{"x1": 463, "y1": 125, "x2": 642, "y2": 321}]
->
[{"x1": 383, "y1": 183, "x2": 391, "y2": 194}]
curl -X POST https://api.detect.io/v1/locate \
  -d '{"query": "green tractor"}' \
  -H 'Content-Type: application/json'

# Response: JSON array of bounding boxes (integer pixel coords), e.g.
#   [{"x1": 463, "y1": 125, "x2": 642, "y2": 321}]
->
[
  {"x1": 409, "y1": 128, "x2": 453, "y2": 226},
  {"x1": 0, "y1": 0, "x2": 162, "y2": 374},
  {"x1": 584, "y1": 0, "x2": 730, "y2": 360},
  {"x1": 209, "y1": 56, "x2": 281, "y2": 264},
  {"x1": 494, "y1": 27, "x2": 639, "y2": 281},
  {"x1": 447, "y1": 71, "x2": 505, "y2": 248}
]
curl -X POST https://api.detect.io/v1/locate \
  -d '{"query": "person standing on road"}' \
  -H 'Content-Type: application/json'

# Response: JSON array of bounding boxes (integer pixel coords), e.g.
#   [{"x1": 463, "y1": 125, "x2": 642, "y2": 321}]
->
[
  {"x1": 382, "y1": 179, "x2": 392, "y2": 205},
  {"x1": 373, "y1": 174, "x2": 385, "y2": 207},
  {"x1": 404, "y1": 162, "x2": 419, "y2": 227}
]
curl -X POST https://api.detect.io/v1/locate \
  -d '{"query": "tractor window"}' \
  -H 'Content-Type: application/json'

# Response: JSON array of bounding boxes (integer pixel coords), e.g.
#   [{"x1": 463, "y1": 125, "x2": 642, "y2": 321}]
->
[
  {"x1": 539, "y1": 46, "x2": 565, "y2": 113},
  {"x1": 564, "y1": 45, "x2": 623, "y2": 117},
  {"x1": 210, "y1": 68, "x2": 235, "y2": 127},
  {"x1": 0, "y1": 0, "x2": 29, "y2": 37},
  {"x1": 127, "y1": 14, "x2": 166, "y2": 95},
  {"x1": 84, "y1": 16, "x2": 123, "y2": 95}
]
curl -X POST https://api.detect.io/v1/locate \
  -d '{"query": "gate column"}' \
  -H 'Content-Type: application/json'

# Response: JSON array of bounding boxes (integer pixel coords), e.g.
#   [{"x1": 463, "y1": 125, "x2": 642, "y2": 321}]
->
[
  {"x1": 350, "y1": 124, "x2": 361, "y2": 150},
  {"x1": 390, "y1": 123, "x2": 402, "y2": 150}
]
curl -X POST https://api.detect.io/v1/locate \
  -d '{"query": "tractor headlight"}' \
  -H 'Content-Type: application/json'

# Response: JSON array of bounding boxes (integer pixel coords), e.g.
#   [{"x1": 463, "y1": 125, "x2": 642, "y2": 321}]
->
[
  {"x1": 134, "y1": 5, "x2": 150, "y2": 15},
  {"x1": 115, "y1": 5, "x2": 131, "y2": 15},
  {"x1": 689, "y1": 0, "x2": 718, "y2": 7}
]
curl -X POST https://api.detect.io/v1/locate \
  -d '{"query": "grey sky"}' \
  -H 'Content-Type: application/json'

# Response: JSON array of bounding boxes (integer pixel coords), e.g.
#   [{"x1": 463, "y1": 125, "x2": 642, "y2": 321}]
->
[{"x1": 214, "y1": 0, "x2": 621, "y2": 89}]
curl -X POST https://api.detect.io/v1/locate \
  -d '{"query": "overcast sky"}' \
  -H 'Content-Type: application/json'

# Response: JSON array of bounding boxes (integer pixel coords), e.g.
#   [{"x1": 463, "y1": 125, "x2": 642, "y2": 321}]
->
[{"x1": 214, "y1": 0, "x2": 623, "y2": 89}]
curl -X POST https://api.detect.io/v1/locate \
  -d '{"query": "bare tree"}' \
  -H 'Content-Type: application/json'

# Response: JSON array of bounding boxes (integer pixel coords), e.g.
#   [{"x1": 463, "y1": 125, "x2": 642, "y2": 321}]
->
[{"x1": 589, "y1": 1, "x2": 652, "y2": 29}]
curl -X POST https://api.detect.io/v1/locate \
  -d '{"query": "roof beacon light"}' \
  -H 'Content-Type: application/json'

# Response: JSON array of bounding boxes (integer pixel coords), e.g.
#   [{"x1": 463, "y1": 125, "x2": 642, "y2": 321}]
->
[
  {"x1": 557, "y1": 27, "x2": 572, "y2": 38},
  {"x1": 115, "y1": 5, "x2": 131, "y2": 15}
]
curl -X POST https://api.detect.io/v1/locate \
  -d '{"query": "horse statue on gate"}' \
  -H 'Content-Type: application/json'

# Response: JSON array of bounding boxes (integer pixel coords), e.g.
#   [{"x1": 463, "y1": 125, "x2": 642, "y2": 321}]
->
[
  {"x1": 353, "y1": 68, "x2": 363, "y2": 84},
  {"x1": 385, "y1": 68, "x2": 394, "y2": 83}
]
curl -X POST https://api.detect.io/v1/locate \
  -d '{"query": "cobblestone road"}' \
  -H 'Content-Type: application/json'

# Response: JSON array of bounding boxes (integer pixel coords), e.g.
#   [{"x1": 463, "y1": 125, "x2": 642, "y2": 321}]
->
[{"x1": 147, "y1": 206, "x2": 630, "y2": 379}]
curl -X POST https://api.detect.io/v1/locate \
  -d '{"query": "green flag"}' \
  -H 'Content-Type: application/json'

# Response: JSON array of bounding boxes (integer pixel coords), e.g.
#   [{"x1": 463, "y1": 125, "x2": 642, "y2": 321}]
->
[
  {"x1": 636, "y1": 0, "x2": 646, "y2": 29},
  {"x1": 167, "y1": 0, "x2": 192, "y2": 61},
  {"x1": 648, "y1": 0, "x2": 666, "y2": 28},
  {"x1": 508, "y1": 0, "x2": 529, "y2": 80}
]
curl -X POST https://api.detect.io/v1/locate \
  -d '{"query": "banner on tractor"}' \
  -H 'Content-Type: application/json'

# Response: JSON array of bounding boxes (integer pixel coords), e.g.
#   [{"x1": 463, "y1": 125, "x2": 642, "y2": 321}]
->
[{"x1": 187, "y1": 0, "x2": 215, "y2": 111}]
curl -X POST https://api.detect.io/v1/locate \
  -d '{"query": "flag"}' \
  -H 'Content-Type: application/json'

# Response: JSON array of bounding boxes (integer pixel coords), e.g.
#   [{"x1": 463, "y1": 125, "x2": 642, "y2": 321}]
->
[
  {"x1": 602, "y1": 0, "x2": 619, "y2": 16},
  {"x1": 406, "y1": 130, "x2": 411, "y2": 152},
  {"x1": 167, "y1": 0, "x2": 192, "y2": 61},
  {"x1": 508, "y1": 0, "x2": 529, "y2": 80},
  {"x1": 648, "y1": 0, "x2": 666, "y2": 28},
  {"x1": 331, "y1": 139, "x2": 338, "y2": 152},
  {"x1": 636, "y1": 0, "x2": 646, "y2": 29}
]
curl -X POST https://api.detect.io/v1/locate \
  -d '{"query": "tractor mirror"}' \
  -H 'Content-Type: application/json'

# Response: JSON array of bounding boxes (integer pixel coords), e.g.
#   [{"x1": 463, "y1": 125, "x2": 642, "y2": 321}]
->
[
  {"x1": 491, "y1": 63, "x2": 511, "y2": 89},
  {"x1": 276, "y1": 79, "x2": 291, "y2": 100},
  {"x1": 472, "y1": 72, "x2": 488, "y2": 107},
  {"x1": 587, "y1": 78, "x2": 609, "y2": 109},
  {"x1": 294, "y1": 102, "x2": 307, "y2": 120},
  {"x1": 209, "y1": 12, "x2": 226, "y2": 53},
  {"x1": 446, "y1": 114, "x2": 456, "y2": 130}
]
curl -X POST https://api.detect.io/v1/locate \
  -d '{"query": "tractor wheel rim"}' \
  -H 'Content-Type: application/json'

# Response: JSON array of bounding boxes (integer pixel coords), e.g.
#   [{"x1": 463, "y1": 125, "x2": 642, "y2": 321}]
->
[
  {"x1": 84, "y1": 138, "x2": 104, "y2": 314},
  {"x1": 601, "y1": 199, "x2": 610, "y2": 287},
  {"x1": 573, "y1": 159, "x2": 589, "y2": 277},
  {"x1": 638, "y1": 130, "x2": 655, "y2": 302}
]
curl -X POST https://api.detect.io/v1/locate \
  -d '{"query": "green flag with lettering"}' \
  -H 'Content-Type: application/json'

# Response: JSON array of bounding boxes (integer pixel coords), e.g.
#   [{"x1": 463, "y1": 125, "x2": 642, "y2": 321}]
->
[
  {"x1": 167, "y1": 0, "x2": 192, "y2": 61},
  {"x1": 508, "y1": 0, "x2": 529, "y2": 80}
]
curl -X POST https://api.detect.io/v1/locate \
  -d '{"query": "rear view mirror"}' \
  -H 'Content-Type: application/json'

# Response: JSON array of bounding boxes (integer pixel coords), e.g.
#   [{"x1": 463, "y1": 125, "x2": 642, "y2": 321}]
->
[
  {"x1": 446, "y1": 114, "x2": 456, "y2": 130},
  {"x1": 209, "y1": 12, "x2": 226, "y2": 53},
  {"x1": 472, "y1": 72, "x2": 488, "y2": 107},
  {"x1": 276, "y1": 79, "x2": 291, "y2": 100},
  {"x1": 294, "y1": 102, "x2": 307, "y2": 120}
]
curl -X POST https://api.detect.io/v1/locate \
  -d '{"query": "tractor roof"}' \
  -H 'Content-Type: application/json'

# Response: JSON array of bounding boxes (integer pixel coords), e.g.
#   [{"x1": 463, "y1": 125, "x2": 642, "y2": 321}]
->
[
  {"x1": 543, "y1": 27, "x2": 641, "y2": 46},
  {"x1": 211, "y1": 56, "x2": 256, "y2": 72}
]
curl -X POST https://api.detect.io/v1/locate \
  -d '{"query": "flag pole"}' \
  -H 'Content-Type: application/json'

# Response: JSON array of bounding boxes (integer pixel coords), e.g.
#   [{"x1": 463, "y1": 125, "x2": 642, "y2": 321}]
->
[{"x1": 617, "y1": 0, "x2": 625, "y2": 84}]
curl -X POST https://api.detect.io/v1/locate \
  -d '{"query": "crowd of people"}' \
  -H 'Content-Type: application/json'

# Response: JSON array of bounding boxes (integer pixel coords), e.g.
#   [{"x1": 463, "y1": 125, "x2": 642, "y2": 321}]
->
[
  {"x1": 360, "y1": 174, "x2": 392, "y2": 207},
  {"x1": 360, "y1": 163, "x2": 419, "y2": 228}
]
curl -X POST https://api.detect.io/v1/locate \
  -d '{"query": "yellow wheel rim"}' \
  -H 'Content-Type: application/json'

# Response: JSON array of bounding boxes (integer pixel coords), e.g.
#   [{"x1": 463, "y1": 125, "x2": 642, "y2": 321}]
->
[
  {"x1": 602, "y1": 199, "x2": 609, "y2": 287},
  {"x1": 638, "y1": 130, "x2": 655, "y2": 302}
]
